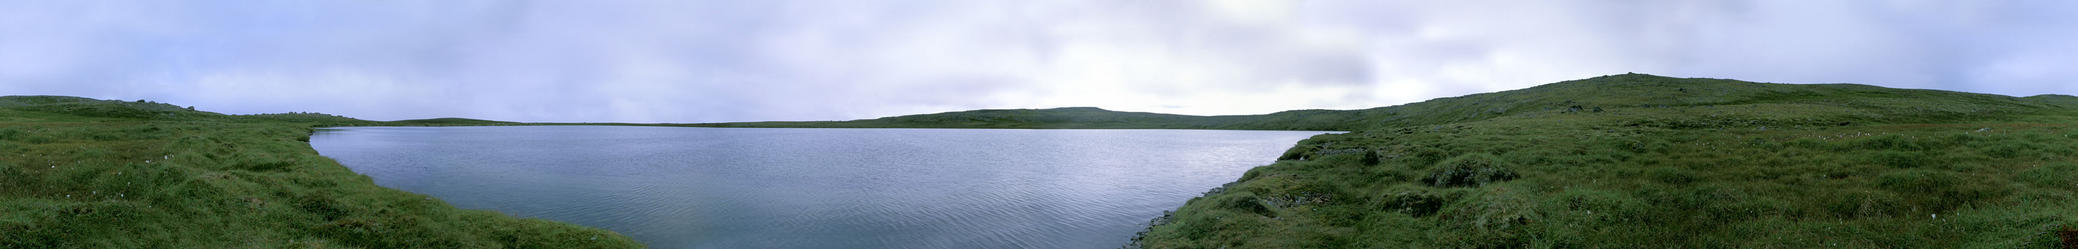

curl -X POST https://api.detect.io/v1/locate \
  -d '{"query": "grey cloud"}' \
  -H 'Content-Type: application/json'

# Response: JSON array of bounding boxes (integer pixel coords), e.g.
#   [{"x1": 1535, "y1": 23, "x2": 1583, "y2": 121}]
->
[{"x1": 0, "y1": 0, "x2": 2071, "y2": 123}]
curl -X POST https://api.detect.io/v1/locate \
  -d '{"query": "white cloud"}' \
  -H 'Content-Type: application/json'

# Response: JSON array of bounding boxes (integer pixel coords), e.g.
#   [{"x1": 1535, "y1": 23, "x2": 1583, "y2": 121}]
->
[{"x1": 1, "y1": 0, "x2": 2072, "y2": 122}]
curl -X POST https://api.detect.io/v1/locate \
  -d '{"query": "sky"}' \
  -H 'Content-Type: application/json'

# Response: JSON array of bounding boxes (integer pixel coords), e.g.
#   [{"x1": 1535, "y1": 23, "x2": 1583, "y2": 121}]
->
[{"x1": 2, "y1": 0, "x2": 2074, "y2": 123}]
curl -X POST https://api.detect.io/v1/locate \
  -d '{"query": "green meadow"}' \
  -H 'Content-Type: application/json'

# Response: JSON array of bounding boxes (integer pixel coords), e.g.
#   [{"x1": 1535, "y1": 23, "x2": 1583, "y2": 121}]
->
[
  {"x1": 1124, "y1": 74, "x2": 2078, "y2": 248},
  {"x1": 3, "y1": 73, "x2": 2075, "y2": 248},
  {"x1": 0, "y1": 96, "x2": 637, "y2": 248}
]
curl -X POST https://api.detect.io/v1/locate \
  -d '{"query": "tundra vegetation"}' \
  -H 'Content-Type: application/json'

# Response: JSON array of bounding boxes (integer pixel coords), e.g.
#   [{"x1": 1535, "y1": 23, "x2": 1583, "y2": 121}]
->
[
  {"x1": 4, "y1": 73, "x2": 2075, "y2": 248},
  {"x1": 593, "y1": 73, "x2": 2078, "y2": 248},
  {"x1": 1121, "y1": 74, "x2": 2078, "y2": 248},
  {"x1": 0, "y1": 96, "x2": 636, "y2": 248}
]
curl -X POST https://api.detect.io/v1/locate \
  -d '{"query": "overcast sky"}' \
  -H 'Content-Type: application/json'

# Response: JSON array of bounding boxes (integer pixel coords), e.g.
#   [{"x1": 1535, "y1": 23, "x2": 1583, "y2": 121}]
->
[{"x1": 2, "y1": 1, "x2": 2073, "y2": 122}]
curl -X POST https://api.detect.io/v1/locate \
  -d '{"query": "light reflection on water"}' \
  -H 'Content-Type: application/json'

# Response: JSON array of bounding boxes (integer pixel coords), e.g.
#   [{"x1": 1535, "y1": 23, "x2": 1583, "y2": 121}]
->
[{"x1": 311, "y1": 126, "x2": 1325, "y2": 249}]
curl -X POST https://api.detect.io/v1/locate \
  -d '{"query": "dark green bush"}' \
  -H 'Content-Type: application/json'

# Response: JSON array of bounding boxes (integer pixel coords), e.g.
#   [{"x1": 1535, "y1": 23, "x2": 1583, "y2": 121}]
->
[
  {"x1": 1857, "y1": 134, "x2": 1925, "y2": 151},
  {"x1": 1423, "y1": 153, "x2": 1518, "y2": 187},
  {"x1": 0, "y1": 128, "x2": 20, "y2": 140},
  {"x1": 1981, "y1": 141, "x2": 2035, "y2": 158},
  {"x1": 1649, "y1": 167, "x2": 1699, "y2": 185},
  {"x1": 1405, "y1": 146, "x2": 1450, "y2": 167},
  {"x1": 1867, "y1": 150, "x2": 1932, "y2": 168},
  {"x1": 236, "y1": 155, "x2": 297, "y2": 172},
  {"x1": 1376, "y1": 185, "x2": 1452, "y2": 216},
  {"x1": 1438, "y1": 186, "x2": 1541, "y2": 248},
  {"x1": 1216, "y1": 193, "x2": 1273, "y2": 217}
]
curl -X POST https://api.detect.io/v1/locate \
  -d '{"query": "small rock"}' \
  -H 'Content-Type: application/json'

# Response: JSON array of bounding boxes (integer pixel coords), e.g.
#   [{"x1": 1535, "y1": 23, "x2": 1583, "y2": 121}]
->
[{"x1": 1975, "y1": 127, "x2": 1991, "y2": 132}]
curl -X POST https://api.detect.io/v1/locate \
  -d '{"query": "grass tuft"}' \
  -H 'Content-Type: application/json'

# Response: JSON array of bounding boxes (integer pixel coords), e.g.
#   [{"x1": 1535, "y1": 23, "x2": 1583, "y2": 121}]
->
[{"x1": 1423, "y1": 153, "x2": 1518, "y2": 187}]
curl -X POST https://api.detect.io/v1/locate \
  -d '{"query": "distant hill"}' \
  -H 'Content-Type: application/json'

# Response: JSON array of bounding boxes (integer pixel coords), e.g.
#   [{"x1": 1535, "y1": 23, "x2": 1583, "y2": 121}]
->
[
  {"x1": 387, "y1": 117, "x2": 517, "y2": 126},
  {"x1": 0, "y1": 96, "x2": 521, "y2": 127},
  {"x1": 0, "y1": 95, "x2": 223, "y2": 120},
  {"x1": 686, "y1": 74, "x2": 2078, "y2": 248},
  {"x1": 2025, "y1": 94, "x2": 2078, "y2": 108},
  {"x1": 681, "y1": 106, "x2": 1361, "y2": 130},
  {"x1": 690, "y1": 73, "x2": 2065, "y2": 131},
  {"x1": 7, "y1": 73, "x2": 2075, "y2": 248}
]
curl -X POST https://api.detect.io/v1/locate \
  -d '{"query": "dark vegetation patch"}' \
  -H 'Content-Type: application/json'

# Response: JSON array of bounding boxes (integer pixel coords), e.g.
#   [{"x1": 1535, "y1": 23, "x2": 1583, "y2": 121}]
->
[{"x1": 1422, "y1": 153, "x2": 1518, "y2": 187}]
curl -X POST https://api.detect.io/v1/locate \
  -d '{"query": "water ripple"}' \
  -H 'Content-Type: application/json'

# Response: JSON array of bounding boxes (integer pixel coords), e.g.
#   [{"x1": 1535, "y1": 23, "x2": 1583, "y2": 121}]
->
[{"x1": 311, "y1": 126, "x2": 1325, "y2": 249}]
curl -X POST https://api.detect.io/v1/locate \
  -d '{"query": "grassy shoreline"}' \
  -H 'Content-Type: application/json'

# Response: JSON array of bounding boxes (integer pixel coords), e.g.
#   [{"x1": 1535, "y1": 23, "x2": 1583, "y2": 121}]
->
[
  {"x1": 6, "y1": 73, "x2": 2075, "y2": 248},
  {"x1": 0, "y1": 97, "x2": 641, "y2": 248},
  {"x1": 1125, "y1": 74, "x2": 2078, "y2": 248}
]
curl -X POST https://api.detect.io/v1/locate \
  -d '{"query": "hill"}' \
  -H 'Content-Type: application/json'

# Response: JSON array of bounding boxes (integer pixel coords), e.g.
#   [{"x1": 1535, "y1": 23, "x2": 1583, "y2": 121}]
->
[
  {"x1": 679, "y1": 106, "x2": 1365, "y2": 130},
  {"x1": 0, "y1": 96, "x2": 638, "y2": 248},
  {"x1": 1127, "y1": 73, "x2": 2078, "y2": 248},
  {"x1": 5, "y1": 73, "x2": 2073, "y2": 248},
  {"x1": 0, "y1": 96, "x2": 225, "y2": 120},
  {"x1": 687, "y1": 74, "x2": 2059, "y2": 133},
  {"x1": 387, "y1": 117, "x2": 518, "y2": 126}
]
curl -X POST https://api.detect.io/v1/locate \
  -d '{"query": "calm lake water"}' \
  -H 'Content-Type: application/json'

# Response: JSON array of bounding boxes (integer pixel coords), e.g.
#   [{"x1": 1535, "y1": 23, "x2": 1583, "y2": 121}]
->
[{"x1": 310, "y1": 126, "x2": 1325, "y2": 249}]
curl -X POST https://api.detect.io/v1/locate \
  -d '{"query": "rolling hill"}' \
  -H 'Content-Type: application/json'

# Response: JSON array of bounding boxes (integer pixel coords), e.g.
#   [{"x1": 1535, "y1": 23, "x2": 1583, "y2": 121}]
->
[
  {"x1": 677, "y1": 106, "x2": 1364, "y2": 130},
  {"x1": 1125, "y1": 73, "x2": 2078, "y2": 248}
]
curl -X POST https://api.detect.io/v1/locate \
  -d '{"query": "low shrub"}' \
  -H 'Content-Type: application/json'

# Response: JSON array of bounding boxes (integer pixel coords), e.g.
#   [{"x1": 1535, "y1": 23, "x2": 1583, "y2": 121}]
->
[
  {"x1": 1438, "y1": 186, "x2": 1542, "y2": 248},
  {"x1": 1216, "y1": 193, "x2": 1273, "y2": 217},
  {"x1": 1648, "y1": 167, "x2": 1700, "y2": 185},
  {"x1": 1376, "y1": 185, "x2": 1453, "y2": 217},
  {"x1": 1857, "y1": 134, "x2": 1925, "y2": 151},
  {"x1": 1423, "y1": 153, "x2": 1518, "y2": 187},
  {"x1": 1867, "y1": 150, "x2": 1932, "y2": 169}
]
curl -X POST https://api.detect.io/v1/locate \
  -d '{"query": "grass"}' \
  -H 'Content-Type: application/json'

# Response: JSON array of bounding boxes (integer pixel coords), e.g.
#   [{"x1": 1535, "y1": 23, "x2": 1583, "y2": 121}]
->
[
  {"x1": 0, "y1": 96, "x2": 639, "y2": 248},
  {"x1": 5, "y1": 73, "x2": 2073, "y2": 248},
  {"x1": 1127, "y1": 74, "x2": 2078, "y2": 248}
]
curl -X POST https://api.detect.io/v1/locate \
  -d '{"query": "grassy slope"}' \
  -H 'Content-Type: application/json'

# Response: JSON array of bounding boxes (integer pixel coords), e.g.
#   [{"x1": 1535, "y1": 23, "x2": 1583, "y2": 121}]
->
[
  {"x1": 0, "y1": 96, "x2": 640, "y2": 248},
  {"x1": 1129, "y1": 74, "x2": 2078, "y2": 248}
]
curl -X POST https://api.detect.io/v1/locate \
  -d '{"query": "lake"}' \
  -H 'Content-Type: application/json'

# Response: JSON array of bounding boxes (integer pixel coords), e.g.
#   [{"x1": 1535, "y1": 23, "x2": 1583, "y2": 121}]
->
[{"x1": 310, "y1": 126, "x2": 1326, "y2": 249}]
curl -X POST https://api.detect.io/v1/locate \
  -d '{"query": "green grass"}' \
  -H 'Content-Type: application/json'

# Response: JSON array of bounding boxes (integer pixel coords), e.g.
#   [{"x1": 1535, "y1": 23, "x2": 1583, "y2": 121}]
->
[
  {"x1": 6, "y1": 73, "x2": 2075, "y2": 248},
  {"x1": 0, "y1": 97, "x2": 639, "y2": 248},
  {"x1": 1127, "y1": 74, "x2": 2078, "y2": 248}
]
